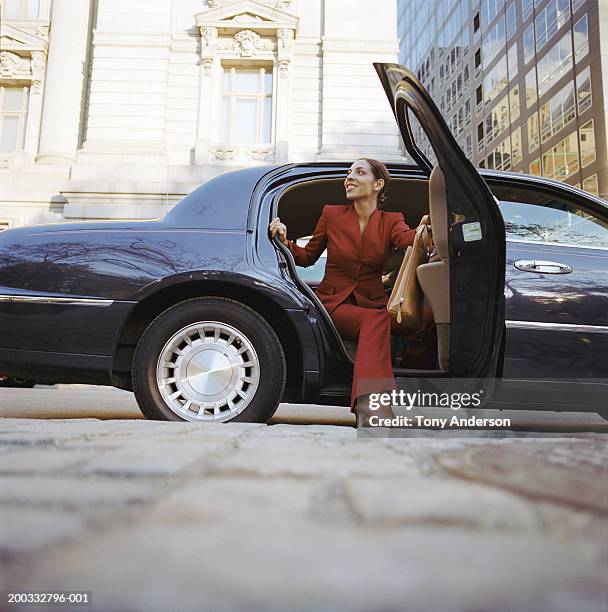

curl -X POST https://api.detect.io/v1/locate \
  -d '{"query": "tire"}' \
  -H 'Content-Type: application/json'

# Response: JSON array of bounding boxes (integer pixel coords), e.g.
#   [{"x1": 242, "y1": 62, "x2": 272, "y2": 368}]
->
[{"x1": 132, "y1": 297, "x2": 286, "y2": 423}]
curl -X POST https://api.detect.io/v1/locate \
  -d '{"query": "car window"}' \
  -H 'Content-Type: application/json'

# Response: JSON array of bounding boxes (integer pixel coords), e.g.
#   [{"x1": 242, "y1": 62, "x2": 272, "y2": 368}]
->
[
  {"x1": 407, "y1": 108, "x2": 439, "y2": 167},
  {"x1": 294, "y1": 236, "x2": 326, "y2": 283},
  {"x1": 498, "y1": 199, "x2": 608, "y2": 248}
]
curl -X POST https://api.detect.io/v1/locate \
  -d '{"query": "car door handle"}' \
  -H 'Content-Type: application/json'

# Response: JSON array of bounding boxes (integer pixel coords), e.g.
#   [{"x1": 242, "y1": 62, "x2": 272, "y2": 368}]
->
[{"x1": 514, "y1": 260, "x2": 573, "y2": 274}]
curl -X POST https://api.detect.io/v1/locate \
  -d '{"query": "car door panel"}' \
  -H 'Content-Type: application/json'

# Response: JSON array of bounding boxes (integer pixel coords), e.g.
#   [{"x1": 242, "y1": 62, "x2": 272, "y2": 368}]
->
[{"x1": 505, "y1": 240, "x2": 608, "y2": 377}]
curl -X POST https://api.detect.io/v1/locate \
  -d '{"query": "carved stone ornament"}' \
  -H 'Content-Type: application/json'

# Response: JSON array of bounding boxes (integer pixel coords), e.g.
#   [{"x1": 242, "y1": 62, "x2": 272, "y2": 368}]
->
[
  {"x1": 202, "y1": 57, "x2": 214, "y2": 75},
  {"x1": 34, "y1": 26, "x2": 49, "y2": 42},
  {"x1": 234, "y1": 29, "x2": 261, "y2": 57},
  {"x1": 0, "y1": 51, "x2": 31, "y2": 78},
  {"x1": 200, "y1": 26, "x2": 218, "y2": 49},
  {"x1": 246, "y1": 147, "x2": 274, "y2": 161},
  {"x1": 217, "y1": 38, "x2": 235, "y2": 51},
  {"x1": 277, "y1": 28, "x2": 294, "y2": 49},
  {"x1": 211, "y1": 147, "x2": 237, "y2": 160},
  {"x1": 278, "y1": 59, "x2": 289, "y2": 78},
  {"x1": 30, "y1": 51, "x2": 46, "y2": 92}
]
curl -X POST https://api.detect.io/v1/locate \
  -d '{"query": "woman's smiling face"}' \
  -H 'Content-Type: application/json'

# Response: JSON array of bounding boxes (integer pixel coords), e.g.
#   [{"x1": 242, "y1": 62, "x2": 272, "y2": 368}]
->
[{"x1": 344, "y1": 159, "x2": 384, "y2": 201}]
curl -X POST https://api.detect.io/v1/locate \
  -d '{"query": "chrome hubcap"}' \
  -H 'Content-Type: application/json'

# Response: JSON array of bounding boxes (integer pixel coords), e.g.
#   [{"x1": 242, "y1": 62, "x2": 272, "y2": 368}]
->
[{"x1": 156, "y1": 321, "x2": 260, "y2": 422}]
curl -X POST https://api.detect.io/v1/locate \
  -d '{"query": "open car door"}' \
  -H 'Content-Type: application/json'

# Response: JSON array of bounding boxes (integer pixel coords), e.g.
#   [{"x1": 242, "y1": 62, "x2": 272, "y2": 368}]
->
[{"x1": 375, "y1": 63, "x2": 505, "y2": 379}]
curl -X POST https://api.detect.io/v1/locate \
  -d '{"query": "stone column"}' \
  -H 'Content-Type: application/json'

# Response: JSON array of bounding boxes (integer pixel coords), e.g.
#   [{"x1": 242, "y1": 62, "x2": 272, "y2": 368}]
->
[
  {"x1": 23, "y1": 51, "x2": 47, "y2": 158},
  {"x1": 36, "y1": 0, "x2": 92, "y2": 164},
  {"x1": 275, "y1": 28, "x2": 295, "y2": 163},
  {"x1": 194, "y1": 26, "x2": 218, "y2": 165}
]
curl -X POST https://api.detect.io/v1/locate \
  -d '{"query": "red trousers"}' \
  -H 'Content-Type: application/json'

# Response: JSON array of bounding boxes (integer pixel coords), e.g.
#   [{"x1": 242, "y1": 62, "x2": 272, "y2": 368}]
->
[{"x1": 331, "y1": 293, "x2": 436, "y2": 411}]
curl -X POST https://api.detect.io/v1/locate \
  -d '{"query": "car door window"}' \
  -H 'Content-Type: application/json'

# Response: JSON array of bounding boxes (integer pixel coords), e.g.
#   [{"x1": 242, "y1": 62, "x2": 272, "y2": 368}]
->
[
  {"x1": 294, "y1": 236, "x2": 327, "y2": 283},
  {"x1": 407, "y1": 108, "x2": 438, "y2": 166},
  {"x1": 499, "y1": 199, "x2": 608, "y2": 248}
]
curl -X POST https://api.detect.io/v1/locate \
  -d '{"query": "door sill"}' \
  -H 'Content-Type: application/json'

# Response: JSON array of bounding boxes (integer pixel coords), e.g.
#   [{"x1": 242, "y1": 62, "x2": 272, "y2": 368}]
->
[{"x1": 394, "y1": 368, "x2": 449, "y2": 377}]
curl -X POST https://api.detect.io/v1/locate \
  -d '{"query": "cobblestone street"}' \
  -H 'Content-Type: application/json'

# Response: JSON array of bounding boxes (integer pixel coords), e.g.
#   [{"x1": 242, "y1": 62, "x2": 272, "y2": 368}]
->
[{"x1": 0, "y1": 387, "x2": 606, "y2": 611}]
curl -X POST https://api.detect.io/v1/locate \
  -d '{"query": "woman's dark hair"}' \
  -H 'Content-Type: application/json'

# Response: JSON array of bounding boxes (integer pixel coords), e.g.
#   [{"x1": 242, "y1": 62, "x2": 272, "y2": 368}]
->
[{"x1": 358, "y1": 157, "x2": 390, "y2": 208}]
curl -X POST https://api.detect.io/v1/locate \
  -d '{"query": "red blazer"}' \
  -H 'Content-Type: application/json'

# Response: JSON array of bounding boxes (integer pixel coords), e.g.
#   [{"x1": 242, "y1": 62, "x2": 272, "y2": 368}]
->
[{"x1": 287, "y1": 204, "x2": 416, "y2": 315}]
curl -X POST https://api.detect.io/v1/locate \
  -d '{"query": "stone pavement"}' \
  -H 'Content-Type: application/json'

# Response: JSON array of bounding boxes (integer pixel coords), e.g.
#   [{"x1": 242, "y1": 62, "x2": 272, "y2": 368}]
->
[{"x1": 0, "y1": 413, "x2": 607, "y2": 612}]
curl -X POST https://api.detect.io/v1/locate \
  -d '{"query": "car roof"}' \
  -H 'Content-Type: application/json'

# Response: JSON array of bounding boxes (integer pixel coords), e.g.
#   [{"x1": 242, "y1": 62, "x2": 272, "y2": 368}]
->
[
  {"x1": 164, "y1": 161, "x2": 606, "y2": 228},
  {"x1": 479, "y1": 169, "x2": 608, "y2": 209}
]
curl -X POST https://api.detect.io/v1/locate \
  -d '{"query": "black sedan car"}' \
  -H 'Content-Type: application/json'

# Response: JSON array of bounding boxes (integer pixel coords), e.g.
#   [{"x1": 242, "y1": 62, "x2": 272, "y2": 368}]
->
[{"x1": 0, "y1": 64, "x2": 606, "y2": 422}]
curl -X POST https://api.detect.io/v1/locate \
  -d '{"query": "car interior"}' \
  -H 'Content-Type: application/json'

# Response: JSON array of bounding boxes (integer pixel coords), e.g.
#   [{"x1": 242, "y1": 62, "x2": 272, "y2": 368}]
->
[{"x1": 277, "y1": 173, "x2": 451, "y2": 373}]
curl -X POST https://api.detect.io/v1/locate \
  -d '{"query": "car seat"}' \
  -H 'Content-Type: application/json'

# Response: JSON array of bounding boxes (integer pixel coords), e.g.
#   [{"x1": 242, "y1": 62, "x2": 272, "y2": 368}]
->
[{"x1": 416, "y1": 165, "x2": 450, "y2": 370}]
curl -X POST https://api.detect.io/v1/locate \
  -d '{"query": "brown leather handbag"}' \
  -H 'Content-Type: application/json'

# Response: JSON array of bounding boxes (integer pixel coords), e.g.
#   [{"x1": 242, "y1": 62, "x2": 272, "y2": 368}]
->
[{"x1": 386, "y1": 224, "x2": 432, "y2": 331}]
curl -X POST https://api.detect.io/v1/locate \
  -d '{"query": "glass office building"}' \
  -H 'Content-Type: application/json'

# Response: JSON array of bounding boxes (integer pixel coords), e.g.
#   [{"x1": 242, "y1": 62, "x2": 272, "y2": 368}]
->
[{"x1": 397, "y1": 0, "x2": 607, "y2": 199}]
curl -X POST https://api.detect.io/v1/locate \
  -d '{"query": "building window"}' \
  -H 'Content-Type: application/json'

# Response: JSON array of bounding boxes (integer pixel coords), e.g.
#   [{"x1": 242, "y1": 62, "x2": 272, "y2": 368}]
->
[
  {"x1": 527, "y1": 112, "x2": 540, "y2": 152},
  {"x1": 476, "y1": 85, "x2": 483, "y2": 106},
  {"x1": 461, "y1": 27, "x2": 470, "y2": 49},
  {"x1": 529, "y1": 157, "x2": 541, "y2": 175},
  {"x1": 506, "y1": 2, "x2": 516, "y2": 40},
  {"x1": 523, "y1": 23, "x2": 535, "y2": 64},
  {"x1": 509, "y1": 85, "x2": 520, "y2": 121},
  {"x1": 582, "y1": 174, "x2": 598, "y2": 196},
  {"x1": 511, "y1": 127, "x2": 522, "y2": 166},
  {"x1": 573, "y1": 14, "x2": 589, "y2": 63},
  {"x1": 483, "y1": 56, "x2": 507, "y2": 104},
  {"x1": 579, "y1": 120, "x2": 596, "y2": 168},
  {"x1": 0, "y1": 86, "x2": 29, "y2": 153},
  {"x1": 1, "y1": 0, "x2": 40, "y2": 19},
  {"x1": 537, "y1": 31, "x2": 573, "y2": 98},
  {"x1": 542, "y1": 130, "x2": 579, "y2": 179},
  {"x1": 481, "y1": 0, "x2": 506, "y2": 29},
  {"x1": 572, "y1": 0, "x2": 585, "y2": 12},
  {"x1": 220, "y1": 66, "x2": 272, "y2": 146},
  {"x1": 507, "y1": 42, "x2": 518, "y2": 81},
  {"x1": 482, "y1": 17, "x2": 506, "y2": 66},
  {"x1": 475, "y1": 48, "x2": 482, "y2": 69},
  {"x1": 485, "y1": 94, "x2": 510, "y2": 144},
  {"x1": 535, "y1": 0, "x2": 570, "y2": 53},
  {"x1": 488, "y1": 136, "x2": 512, "y2": 171},
  {"x1": 525, "y1": 68, "x2": 537, "y2": 108},
  {"x1": 576, "y1": 66, "x2": 592, "y2": 114},
  {"x1": 539, "y1": 81, "x2": 575, "y2": 143},
  {"x1": 477, "y1": 121, "x2": 485, "y2": 146},
  {"x1": 521, "y1": 0, "x2": 533, "y2": 21}
]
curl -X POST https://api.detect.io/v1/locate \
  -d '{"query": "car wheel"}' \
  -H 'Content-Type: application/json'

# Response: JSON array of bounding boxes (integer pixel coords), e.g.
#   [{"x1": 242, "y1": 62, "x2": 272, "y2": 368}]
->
[{"x1": 132, "y1": 297, "x2": 286, "y2": 423}]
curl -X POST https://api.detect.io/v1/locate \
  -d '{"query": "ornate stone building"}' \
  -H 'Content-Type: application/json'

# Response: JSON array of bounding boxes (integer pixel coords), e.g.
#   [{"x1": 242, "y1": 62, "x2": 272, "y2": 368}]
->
[{"x1": 0, "y1": 0, "x2": 401, "y2": 228}]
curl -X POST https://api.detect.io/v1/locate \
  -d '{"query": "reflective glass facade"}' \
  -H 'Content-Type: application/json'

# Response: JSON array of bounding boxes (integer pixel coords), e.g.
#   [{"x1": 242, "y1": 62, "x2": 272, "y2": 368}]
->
[{"x1": 397, "y1": 0, "x2": 607, "y2": 199}]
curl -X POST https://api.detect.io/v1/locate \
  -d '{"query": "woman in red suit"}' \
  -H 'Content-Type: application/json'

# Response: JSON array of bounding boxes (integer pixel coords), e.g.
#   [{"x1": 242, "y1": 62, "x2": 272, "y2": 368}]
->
[{"x1": 270, "y1": 158, "x2": 431, "y2": 426}]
